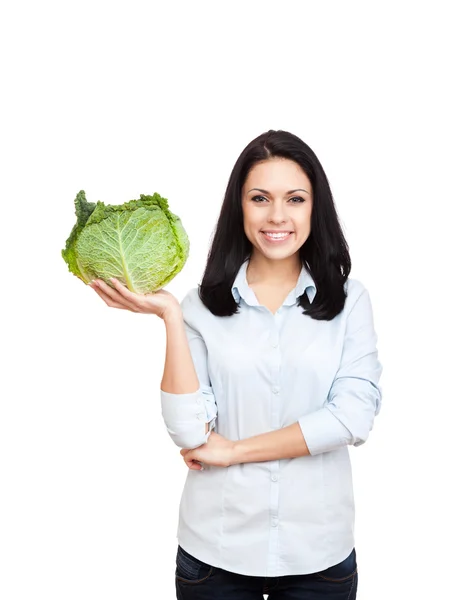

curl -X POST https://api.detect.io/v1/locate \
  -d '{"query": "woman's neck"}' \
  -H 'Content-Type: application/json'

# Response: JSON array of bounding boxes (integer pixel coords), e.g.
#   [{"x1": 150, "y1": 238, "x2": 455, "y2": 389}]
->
[{"x1": 246, "y1": 254, "x2": 302, "y2": 287}]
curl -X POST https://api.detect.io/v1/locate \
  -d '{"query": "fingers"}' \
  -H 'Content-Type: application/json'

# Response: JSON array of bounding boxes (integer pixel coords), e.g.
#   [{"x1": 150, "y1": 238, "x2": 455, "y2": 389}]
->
[
  {"x1": 90, "y1": 282, "x2": 131, "y2": 310},
  {"x1": 110, "y1": 277, "x2": 139, "y2": 302},
  {"x1": 105, "y1": 278, "x2": 147, "y2": 312},
  {"x1": 185, "y1": 458, "x2": 203, "y2": 470},
  {"x1": 180, "y1": 448, "x2": 204, "y2": 471},
  {"x1": 180, "y1": 449, "x2": 203, "y2": 470},
  {"x1": 90, "y1": 280, "x2": 137, "y2": 311}
]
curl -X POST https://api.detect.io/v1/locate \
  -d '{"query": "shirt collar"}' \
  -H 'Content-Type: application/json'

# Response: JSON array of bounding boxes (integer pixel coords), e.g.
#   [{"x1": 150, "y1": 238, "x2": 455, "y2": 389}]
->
[{"x1": 231, "y1": 259, "x2": 317, "y2": 307}]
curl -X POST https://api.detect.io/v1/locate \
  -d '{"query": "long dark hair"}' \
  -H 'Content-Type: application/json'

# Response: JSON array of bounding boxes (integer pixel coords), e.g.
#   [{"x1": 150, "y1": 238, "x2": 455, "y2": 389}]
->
[{"x1": 198, "y1": 129, "x2": 351, "y2": 320}]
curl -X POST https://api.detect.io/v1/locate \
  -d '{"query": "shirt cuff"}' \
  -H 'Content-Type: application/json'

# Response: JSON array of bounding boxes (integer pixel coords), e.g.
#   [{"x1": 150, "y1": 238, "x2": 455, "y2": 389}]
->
[
  {"x1": 160, "y1": 388, "x2": 206, "y2": 421},
  {"x1": 298, "y1": 408, "x2": 353, "y2": 456},
  {"x1": 160, "y1": 387, "x2": 218, "y2": 448}
]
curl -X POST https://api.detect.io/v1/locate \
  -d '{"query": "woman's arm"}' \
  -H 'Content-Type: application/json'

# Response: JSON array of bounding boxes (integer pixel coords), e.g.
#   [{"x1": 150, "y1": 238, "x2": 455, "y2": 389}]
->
[
  {"x1": 230, "y1": 422, "x2": 309, "y2": 464},
  {"x1": 297, "y1": 286, "x2": 383, "y2": 455},
  {"x1": 161, "y1": 307, "x2": 200, "y2": 393},
  {"x1": 161, "y1": 309, "x2": 209, "y2": 435},
  {"x1": 160, "y1": 310, "x2": 209, "y2": 433},
  {"x1": 159, "y1": 290, "x2": 218, "y2": 448}
]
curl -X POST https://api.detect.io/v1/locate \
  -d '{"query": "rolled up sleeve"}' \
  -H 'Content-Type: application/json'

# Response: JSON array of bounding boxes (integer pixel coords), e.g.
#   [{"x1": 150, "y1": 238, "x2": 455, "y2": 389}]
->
[
  {"x1": 160, "y1": 293, "x2": 218, "y2": 449},
  {"x1": 298, "y1": 286, "x2": 383, "y2": 456}
]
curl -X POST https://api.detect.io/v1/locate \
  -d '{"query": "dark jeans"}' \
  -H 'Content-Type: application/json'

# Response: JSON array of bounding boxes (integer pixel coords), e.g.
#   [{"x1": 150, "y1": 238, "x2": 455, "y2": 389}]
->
[{"x1": 175, "y1": 544, "x2": 358, "y2": 599}]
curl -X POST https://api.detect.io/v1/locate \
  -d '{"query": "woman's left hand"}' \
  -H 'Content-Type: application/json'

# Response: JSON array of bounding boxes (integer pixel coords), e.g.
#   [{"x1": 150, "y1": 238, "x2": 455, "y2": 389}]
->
[{"x1": 180, "y1": 431, "x2": 237, "y2": 469}]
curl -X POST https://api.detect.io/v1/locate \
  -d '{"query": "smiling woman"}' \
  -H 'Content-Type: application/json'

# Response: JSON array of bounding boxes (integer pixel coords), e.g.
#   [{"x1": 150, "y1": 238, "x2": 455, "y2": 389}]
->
[{"x1": 159, "y1": 130, "x2": 382, "y2": 599}]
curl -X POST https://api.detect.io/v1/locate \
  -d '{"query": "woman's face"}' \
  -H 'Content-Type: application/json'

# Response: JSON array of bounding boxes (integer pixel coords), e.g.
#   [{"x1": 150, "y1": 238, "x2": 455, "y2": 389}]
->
[{"x1": 241, "y1": 158, "x2": 313, "y2": 262}]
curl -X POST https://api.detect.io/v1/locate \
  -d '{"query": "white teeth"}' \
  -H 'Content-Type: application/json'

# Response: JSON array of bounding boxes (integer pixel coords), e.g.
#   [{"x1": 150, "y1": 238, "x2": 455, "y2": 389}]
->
[{"x1": 264, "y1": 232, "x2": 290, "y2": 238}]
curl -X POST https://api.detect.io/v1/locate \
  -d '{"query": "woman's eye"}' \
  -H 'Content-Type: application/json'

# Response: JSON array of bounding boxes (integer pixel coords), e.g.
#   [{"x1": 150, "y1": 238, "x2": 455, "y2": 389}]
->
[{"x1": 250, "y1": 195, "x2": 305, "y2": 203}]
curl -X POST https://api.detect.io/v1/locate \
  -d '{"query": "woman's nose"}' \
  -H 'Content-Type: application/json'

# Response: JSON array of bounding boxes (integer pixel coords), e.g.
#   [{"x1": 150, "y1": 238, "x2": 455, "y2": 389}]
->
[{"x1": 268, "y1": 203, "x2": 287, "y2": 223}]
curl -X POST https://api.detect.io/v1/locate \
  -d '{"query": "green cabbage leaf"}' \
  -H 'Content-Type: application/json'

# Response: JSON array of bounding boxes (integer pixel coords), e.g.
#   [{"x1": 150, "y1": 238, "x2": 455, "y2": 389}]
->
[{"x1": 62, "y1": 190, "x2": 190, "y2": 293}]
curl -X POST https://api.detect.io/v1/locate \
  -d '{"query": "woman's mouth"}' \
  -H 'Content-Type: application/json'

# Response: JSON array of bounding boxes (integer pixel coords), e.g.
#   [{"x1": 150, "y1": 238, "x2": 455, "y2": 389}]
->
[{"x1": 261, "y1": 231, "x2": 293, "y2": 243}]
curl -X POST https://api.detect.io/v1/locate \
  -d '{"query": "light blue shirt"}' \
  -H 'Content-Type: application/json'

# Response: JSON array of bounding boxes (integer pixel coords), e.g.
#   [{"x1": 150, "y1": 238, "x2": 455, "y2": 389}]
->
[{"x1": 160, "y1": 258, "x2": 383, "y2": 577}]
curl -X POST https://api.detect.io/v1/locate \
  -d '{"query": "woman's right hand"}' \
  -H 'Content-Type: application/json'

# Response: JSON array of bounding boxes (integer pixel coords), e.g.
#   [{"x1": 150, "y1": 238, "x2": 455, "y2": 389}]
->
[{"x1": 88, "y1": 278, "x2": 181, "y2": 321}]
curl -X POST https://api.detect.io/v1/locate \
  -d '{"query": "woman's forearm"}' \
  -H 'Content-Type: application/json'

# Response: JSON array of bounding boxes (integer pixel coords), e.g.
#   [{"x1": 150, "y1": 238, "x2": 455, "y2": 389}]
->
[
  {"x1": 161, "y1": 309, "x2": 200, "y2": 393},
  {"x1": 160, "y1": 310, "x2": 209, "y2": 434},
  {"x1": 231, "y1": 422, "x2": 310, "y2": 464}
]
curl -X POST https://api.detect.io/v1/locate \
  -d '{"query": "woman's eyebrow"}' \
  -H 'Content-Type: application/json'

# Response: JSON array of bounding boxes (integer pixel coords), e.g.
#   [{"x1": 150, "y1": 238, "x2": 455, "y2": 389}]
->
[{"x1": 247, "y1": 188, "x2": 310, "y2": 195}]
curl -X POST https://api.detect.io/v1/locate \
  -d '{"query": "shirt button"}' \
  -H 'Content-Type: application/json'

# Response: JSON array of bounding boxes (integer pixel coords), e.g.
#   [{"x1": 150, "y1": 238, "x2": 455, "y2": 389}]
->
[
  {"x1": 271, "y1": 474, "x2": 278, "y2": 482},
  {"x1": 196, "y1": 398, "x2": 202, "y2": 405},
  {"x1": 272, "y1": 387, "x2": 280, "y2": 394},
  {"x1": 271, "y1": 341, "x2": 279, "y2": 348},
  {"x1": 196, "y1": 412, "x2": 204, "y2": 420},
  {"x1": 271, "y1": 517, "x2": 278, "y2": 527}
]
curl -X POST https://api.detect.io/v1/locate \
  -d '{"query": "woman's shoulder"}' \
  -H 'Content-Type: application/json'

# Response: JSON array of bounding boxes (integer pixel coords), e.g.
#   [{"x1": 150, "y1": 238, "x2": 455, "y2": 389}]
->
[
  {"x1": 343, "y1": 276, "x2": 374, "y2": 315},
  {"x1": 344, "y1": 277, "x2": 369, "y2": 303},
  {"x1": 345, "y1": 276, "x2": 366, "y2": 294},
  {"x1": 180, "y1": 286, "x2": 208, "y2": 317},
  {"x1": 179, "y1": 286, "x2": 216, "y2": 331},
  {"x1": 180, "y1": 285, "x2": 199, "y2": 306}
]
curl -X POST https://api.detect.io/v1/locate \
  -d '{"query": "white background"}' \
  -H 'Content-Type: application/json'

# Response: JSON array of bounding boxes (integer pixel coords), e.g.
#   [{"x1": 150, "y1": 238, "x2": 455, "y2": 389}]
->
[{"x1": 1, "y1": 1, "x2": 461, "y2": 598}]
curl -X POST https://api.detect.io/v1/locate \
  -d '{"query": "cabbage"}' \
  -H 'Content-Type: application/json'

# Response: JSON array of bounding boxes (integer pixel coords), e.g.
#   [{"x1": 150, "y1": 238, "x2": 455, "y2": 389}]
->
[{"x1": 62, "y1": 190, "x2": 190, "y2": 293}]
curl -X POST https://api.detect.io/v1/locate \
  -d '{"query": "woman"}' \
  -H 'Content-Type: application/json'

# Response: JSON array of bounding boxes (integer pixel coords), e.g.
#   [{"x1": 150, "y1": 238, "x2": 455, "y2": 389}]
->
[{"x1": 89, "y1": 129, "x2": 383, "y2": 599}]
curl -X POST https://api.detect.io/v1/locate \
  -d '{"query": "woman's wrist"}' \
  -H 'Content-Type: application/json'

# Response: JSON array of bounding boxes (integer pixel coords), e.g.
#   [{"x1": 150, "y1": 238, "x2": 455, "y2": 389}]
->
[{"x1": 163, "y1": 306, "x2": 183, "y2": 323}]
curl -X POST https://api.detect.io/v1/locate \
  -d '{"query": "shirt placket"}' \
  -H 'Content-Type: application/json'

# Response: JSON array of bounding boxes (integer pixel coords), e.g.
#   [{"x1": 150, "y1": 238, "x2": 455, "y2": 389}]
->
[{"x1": 267, "y1": 310, "x2": 283, "y2": 575}]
